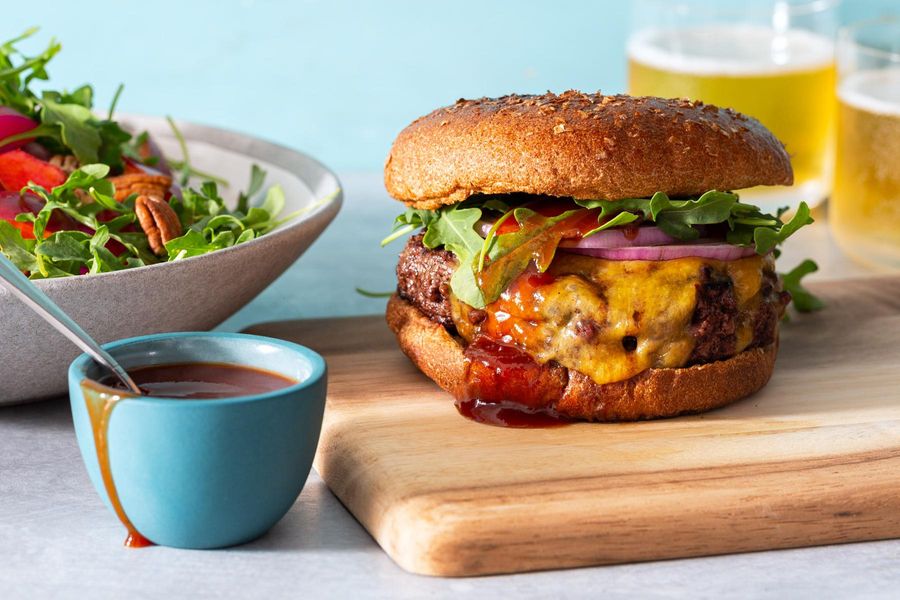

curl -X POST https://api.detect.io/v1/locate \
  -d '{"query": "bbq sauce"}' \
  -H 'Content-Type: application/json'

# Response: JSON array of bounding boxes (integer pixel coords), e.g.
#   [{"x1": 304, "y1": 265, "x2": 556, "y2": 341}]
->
[
  {"x1": 101, "y1": 362, "x2": 296, "y2": 398},
  {"x1": 82, "y1": 362, "x2": 296, "y2": 547},
  {"x1": 458, "y1": 336, "x2": 571, "y2": 428}
]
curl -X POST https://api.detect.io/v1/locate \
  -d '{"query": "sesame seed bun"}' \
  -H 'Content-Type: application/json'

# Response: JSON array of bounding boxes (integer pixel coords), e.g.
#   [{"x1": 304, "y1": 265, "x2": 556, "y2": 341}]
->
[
  {"x1": 386, "y1": 294, "x2": 777, "y2": 421},
  {"x1": 384, "y1": 91, "x2": 793, "y2": 209}
]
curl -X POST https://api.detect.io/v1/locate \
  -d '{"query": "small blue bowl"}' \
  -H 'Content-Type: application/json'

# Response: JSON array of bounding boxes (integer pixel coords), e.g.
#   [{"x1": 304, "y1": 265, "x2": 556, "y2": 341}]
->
[{"x1": 68, "y1": 332, "x2": 327, "y2": 549}]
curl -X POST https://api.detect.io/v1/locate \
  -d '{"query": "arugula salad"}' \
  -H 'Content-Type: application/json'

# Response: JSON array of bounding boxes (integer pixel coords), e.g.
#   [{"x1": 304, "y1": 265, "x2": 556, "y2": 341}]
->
[{"x1": 0, "y1": 29, "x2": 294, "y2": 278}]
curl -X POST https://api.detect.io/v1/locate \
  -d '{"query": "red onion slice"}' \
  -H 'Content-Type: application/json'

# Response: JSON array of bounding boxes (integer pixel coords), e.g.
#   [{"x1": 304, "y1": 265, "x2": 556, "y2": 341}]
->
[
  {"x1": 560, "y1": 226, "x2": 677, "y2": 248},
  {"x1": 0, "y1": 107, "x2": 39, "y2": 153},
  {"x1": 479, "y1": 219, "x2": 687, "y2": 248},
  {"x1": 561, "y1": 243, "x2": 757, "y2": 261}
]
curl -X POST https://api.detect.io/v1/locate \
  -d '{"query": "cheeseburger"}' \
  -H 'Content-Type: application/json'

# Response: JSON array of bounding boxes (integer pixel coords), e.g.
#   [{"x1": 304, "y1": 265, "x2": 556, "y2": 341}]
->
[{"x1": 382, "y1": 91, "x2": 816, "y2": 426}]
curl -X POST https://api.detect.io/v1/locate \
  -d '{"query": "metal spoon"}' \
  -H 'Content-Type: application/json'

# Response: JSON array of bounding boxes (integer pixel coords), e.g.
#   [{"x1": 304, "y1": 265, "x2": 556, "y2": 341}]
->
[{"x1": 0, "y1": 254, "x2": 142, "y2": 395}]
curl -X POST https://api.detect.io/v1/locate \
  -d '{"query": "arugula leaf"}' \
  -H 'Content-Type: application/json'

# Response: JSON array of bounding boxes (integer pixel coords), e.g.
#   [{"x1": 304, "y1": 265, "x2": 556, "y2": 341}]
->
[
  {"x1": 380, "y1": 208, "x2": 438, "y2": 246},
  {"x1": 477, "y1": 208, "x2": 516, "y2": 271},
  {"x1": 379, "y1": 205, "x2": 480, "y2": 301},
  {"x1": 165, "y1": 116, "x2": 229, "y2": 186},
  {"x1": 237, "y1": 164, "x2": 267, "y2": 214},
  {"x1": 0, "y1": 221, "x2": 40, "y2": 274},
  {"x1": 655, "y1": 191, "x2": 737, "y2": 239},
  {"x1": 35, "y1": 231, "x2": 91, "y2": 262},
  {"x1": 95, "y1": 119, "x2": 131, "y2": 171},
  {"x1": 88, "y1": 225, "x2": 123, "y2": 273},
  {"x1": 259, "y1": 185, "x2": 285, "y2": 223},
  {"x1": 0, "y1": 28, "x2": 60, "y2": 116},
  {"x1": 475, "y1": 208, "x2": 578, "y2": 305},
  {"x1": 481, "y1": 196, "x2": 509, "y2": 213},
  {"x1": 422, "y1": 206, "x2": 486, "y2": 307},
  {"x1": 107, "y1": 83, "x2": 124, "y2": 120},
  {"x1": 355, "y1": 287, "x2": 395, "y2": 298},
  {"x1": 39, "y1": 97, "x2": 101, "y2": 164},
  {"x1": 164, "y1": 229, "x2": 229, "y2": 260},
  {"x1": 577, "y1": 191, "x2": 738, "y2": 240},
  {"x1": 781, "y1": 259, "x2": 824, "y2": 313},
  {"x1": 48, "y1": 86, "x2": 93, "y2": 109},
  {"x1": 575, "y1": 196, "x2": 655, "y2": 218},
  {"x1": 753, "y1": 203, "x2": 813, "y2": 254},
  {"x1": 581, "y1": 211, "x2": 639, "y2": 238}
]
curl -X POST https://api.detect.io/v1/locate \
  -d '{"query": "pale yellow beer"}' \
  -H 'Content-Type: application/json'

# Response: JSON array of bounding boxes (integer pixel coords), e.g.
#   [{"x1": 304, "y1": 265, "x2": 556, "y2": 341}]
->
[
  {"x1": 831, "y1": 69, "x2": 900, "y2": 267},
  {"x1": 628, "y1": 26, "x2": 835, "y2": 210}
]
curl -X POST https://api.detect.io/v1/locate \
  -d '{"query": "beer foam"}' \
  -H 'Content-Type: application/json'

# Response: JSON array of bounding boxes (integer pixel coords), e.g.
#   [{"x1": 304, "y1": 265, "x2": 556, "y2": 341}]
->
[
  {"x1": 839, "y1": 70, "x2": 900, "y2": 117},
  {"x1": 628, "y1": 25, "x2": 834, "y2": 75}
]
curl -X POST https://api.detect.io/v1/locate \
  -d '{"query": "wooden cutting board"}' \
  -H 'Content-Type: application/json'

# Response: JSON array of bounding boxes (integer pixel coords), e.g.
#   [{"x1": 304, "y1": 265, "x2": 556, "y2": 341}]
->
[{"x1": 246, "y1": 276, "x2": 900, "y2": 577}]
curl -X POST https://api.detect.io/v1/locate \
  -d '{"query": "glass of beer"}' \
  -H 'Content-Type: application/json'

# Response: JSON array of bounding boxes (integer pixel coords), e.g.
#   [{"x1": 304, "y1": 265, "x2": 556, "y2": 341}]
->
[
  {"x1": 831, "y1": 18, "x2": 900, "y2": 269},
  {"x1": 628, "y1": 0, "x2": 838, "y2": 212}
]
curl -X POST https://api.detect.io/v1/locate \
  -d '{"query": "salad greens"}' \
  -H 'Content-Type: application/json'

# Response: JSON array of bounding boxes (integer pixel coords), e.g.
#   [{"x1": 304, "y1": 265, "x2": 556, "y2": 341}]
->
[
  {"x1": 382, "y1": 191, "x2": 822, "y2": 311},
  {"x1": 0, "y1": 28, "x2": 131, "y2": 169},
  {"x1": 0, "y1": 163, "x2": 292, "y2": 278},
  {"x1": 573, "y1": 191, "x2": 814, "y2": 253},
  {"x1": 0, "y1": 28, "x2": 318, "y2": 279}
]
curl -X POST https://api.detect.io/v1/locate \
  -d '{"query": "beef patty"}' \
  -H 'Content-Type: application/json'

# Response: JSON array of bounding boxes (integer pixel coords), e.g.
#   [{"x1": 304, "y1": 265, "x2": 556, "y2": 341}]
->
[
  {"x1": 396, "y1": 233, "x2": 456, "y2": 328},
  {"x1": 396, "y1": 234, "x2": 786, "y2": 364}
]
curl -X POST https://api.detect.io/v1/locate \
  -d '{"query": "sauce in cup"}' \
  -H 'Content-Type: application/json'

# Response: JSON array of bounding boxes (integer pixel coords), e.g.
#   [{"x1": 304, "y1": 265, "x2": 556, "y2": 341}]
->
[
  {"x1": 100, "y1": 362, "x2": 297, "y2": 399},
  {"x1": 82, "y1": 362, "x2": 297, "y2": 547}
]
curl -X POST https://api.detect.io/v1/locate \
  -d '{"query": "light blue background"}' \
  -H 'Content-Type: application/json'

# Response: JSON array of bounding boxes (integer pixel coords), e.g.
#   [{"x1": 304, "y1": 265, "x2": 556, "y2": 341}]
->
[
  {"x1": 4, "y1": 1, "x2": 897, "y2": 327},
  {"x1": 7, "y1": 1, "x2": 897, "y2": 172}
]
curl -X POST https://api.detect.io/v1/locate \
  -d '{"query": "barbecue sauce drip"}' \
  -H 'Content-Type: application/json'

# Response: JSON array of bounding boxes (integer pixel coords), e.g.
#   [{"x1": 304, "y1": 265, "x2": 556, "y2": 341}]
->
[
  {"x1": 80, "y1": 381, "x2": 154, "y2": 548},
  {"x1": 459, "y1": 336, "x2": 570, "y2": 428},
  {"x1": 82, "y1": 363, "x2": 296, "y2": 547}
]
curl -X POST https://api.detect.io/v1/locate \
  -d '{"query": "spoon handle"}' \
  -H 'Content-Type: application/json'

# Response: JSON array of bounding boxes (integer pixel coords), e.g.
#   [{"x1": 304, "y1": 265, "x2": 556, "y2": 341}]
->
[{"x1": 0, "y1": 255, "x2": 142, "y2": 395}]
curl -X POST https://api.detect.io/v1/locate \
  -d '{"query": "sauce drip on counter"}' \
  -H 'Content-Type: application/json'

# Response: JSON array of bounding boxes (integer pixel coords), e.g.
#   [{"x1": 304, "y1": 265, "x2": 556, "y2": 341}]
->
[
  {"x1": 84, "y1": 362, "x2": 297, "y2": 547},
  {"x1": 458, "y1": 336, "x2": 570, "y2": 428},
  {"x1": 100, "y1": 362, "x2": 297, "y2": 399}
]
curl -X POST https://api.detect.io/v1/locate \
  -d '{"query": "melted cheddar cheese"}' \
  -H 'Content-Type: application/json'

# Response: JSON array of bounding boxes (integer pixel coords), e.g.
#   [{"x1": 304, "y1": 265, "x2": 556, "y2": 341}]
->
[{"x1": 452, "y1": 254, "x2": 773, "y2": 386}]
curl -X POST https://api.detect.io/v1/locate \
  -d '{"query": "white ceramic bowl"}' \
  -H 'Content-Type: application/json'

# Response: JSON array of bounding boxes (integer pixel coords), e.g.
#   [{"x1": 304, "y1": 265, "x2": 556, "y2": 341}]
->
[{"x1": 0, "y1": 116, "x2": 341, "y2": 404}]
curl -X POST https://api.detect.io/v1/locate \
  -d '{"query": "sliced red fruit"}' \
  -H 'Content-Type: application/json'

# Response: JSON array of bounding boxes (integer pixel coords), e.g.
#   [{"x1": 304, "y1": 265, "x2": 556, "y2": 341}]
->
[
  {"x1": 0, "y1": 149, "x2": 67, "y2": 192},
  {"x1": 0, "y1": 107, "x2": 39, "y2": 153},
  {"x1": 0, "y1": 190, "x2": 77, "y2": 239}
]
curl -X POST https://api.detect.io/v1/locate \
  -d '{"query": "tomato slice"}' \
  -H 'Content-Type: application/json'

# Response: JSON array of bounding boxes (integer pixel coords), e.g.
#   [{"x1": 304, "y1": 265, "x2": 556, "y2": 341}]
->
[
  {"x1": 494, "y1": 200, "x2": 602, "y2": 237},
  {"x1": 0, "y1": 149, "x2": 66, "y2": 192}
]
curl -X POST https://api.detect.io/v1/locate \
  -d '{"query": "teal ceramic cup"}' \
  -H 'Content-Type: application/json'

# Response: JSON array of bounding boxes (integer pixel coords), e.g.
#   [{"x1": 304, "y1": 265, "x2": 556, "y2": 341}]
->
[{"x1": 68, "y1": 332, "x2": 326, "y2": 549}]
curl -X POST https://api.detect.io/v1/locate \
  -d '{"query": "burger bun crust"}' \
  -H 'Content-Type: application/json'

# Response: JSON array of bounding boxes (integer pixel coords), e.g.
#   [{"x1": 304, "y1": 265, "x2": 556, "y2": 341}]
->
[{"x1": 384, "y1": 91, "x2": 793, "y2": 209}]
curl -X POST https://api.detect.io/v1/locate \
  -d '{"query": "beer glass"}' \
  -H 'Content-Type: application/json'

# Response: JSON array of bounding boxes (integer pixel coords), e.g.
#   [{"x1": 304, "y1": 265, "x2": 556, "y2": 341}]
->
[
  {"x1": 628, "y1": 0, "x2": 838, "y2": 212},
  {"x1": 831, "y1": 18, "x2": 900, "y2": 269}
]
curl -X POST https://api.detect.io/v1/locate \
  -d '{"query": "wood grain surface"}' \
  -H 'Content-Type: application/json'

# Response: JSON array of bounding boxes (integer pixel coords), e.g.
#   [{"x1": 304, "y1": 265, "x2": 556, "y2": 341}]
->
[{"x1": 246, "y1": 276, "x2": 900, "y2": 577}]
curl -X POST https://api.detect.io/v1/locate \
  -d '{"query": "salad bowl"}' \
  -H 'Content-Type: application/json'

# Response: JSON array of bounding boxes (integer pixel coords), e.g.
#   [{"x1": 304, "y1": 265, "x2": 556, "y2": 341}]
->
[{"x1": 0, "y1": 116, "x2": 341, "y2": 404}]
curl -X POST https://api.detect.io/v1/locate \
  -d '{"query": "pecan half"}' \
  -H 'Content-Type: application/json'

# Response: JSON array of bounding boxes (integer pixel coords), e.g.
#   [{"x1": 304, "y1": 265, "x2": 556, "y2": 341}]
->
[
  {"x1": 135, "y1": 195, "x2": 182, "y2": 256},
  {"x1": 49, "y1": 154, "x2": 80, "y2": 174},
  {"x1": 111, "y1": 173, "x2": 172, "y2": 202}
]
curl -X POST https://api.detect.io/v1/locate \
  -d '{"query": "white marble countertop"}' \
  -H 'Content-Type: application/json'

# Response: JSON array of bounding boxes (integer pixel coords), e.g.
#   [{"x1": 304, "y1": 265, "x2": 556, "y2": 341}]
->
[{"x1": 1, "y1": 172, "x2": 897, "y2": 599}]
